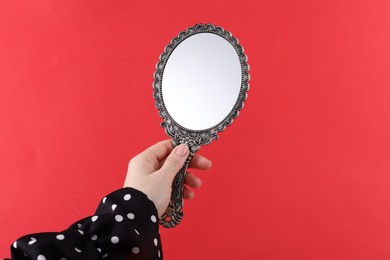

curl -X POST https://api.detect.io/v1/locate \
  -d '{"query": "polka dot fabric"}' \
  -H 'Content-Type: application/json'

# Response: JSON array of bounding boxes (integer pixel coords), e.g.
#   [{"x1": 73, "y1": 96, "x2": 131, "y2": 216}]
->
[{"x1": 9, "y1": 188, "x2": 163, "y2": 259}]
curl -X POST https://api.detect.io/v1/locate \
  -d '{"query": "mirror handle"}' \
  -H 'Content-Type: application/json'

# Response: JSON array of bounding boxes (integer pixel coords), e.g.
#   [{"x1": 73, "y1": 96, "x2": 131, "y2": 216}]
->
[{"x1": 159, "y1": 153, "x2": 192, "y2": 228}]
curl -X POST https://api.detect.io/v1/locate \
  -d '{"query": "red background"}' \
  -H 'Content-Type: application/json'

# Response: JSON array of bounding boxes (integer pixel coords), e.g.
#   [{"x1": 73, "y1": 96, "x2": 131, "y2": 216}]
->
[{"x1": 1, "y1": 0, "x2": 390, "y2": 259}]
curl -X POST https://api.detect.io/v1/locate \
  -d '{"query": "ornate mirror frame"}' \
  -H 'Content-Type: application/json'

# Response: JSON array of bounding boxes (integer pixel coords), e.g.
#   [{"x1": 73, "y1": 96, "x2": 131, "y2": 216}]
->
[{"x1": 153, "y1": 23, "x2": 250, "y2": 227}]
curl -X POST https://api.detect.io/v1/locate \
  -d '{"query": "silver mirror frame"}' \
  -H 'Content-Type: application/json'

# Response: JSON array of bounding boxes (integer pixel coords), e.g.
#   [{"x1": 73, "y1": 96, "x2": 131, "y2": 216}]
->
[{"x1": 153, "y1": 23, "x2": 250, "y2": 228}]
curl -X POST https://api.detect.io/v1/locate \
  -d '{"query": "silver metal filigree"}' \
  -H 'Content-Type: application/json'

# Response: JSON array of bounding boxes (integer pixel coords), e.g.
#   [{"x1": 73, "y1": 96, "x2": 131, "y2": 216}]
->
[{"x1": 153, "y1": 23, "x2": 250, "y2": 228}]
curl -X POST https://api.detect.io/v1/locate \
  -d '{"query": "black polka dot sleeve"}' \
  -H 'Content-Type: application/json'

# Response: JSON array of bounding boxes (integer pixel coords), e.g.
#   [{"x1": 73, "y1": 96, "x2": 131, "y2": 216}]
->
[{"x1": 10, "y1": 188, "x2": 163, "y2": 260}]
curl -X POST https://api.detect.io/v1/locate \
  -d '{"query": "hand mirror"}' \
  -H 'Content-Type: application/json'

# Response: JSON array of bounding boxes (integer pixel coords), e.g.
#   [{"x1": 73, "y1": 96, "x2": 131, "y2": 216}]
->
[{"x1": 153, "y1": 24, "x2": 250, "y2": 228}]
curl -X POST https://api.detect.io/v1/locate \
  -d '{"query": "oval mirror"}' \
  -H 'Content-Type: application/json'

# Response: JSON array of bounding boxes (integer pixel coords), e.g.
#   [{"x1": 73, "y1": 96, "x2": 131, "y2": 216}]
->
[{"x1": 153, "y1": 24, "x2": 250, "y2": 228}]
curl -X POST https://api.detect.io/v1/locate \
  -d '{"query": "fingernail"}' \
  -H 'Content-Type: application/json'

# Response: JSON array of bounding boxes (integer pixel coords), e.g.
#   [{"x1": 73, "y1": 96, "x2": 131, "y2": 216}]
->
[
  {"x1": 207, "y1": 159, "x2": 212, "y2": 168},
  {"x1": 176, "y1": 144, "x2": 188, "y2": 156}
]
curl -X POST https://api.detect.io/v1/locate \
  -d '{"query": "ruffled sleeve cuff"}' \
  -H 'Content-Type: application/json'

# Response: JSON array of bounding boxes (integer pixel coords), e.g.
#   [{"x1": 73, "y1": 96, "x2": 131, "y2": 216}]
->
[{"x1": 11, "y1": 188, "x2": 163, "y2": 260}]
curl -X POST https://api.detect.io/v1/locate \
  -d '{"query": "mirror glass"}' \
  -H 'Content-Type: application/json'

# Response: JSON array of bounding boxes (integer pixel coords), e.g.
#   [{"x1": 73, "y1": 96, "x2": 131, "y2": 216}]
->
[{"x1": 162, "y1": 33, "x2": 242, "y2": 130}]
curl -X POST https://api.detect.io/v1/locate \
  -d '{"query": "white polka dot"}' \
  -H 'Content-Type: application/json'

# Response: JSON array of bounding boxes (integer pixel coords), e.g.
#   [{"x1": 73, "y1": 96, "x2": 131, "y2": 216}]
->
[
  {"x1": 97, "y1": 248, "x2": 101, "y2": 253},
  {"x1": 91, "y1": 234, "x2": 98, "y2": 241},
  {"x1": 127, "y1": 213, "x2": 135, "y2": 219},
  {"x1": 77, "y1": 223, "x2": 82, "y2": 229},
  {"x1": 151, "y1": 215, "x2": 157, "y2": 223},
  {"x1": 154, "y1": 238, "x2": 158, "y2": 246},
  {"x1": 91, "y1": 215, "x2": 98, "y2": 222},
  {"x1": 37, "y1": 255, "x2": 46, "y2": 260},
  {"x1": 102, "y1": 253, "x2": 108, "y2": 258},
  {"x1": 134, "y1": 229, "x2": 140, "y2": 235},
  {"x1": 111, "y1": 204, "x2": 117, "y2": 211},
  {"x1": 28, "y1": 237, "x2": 37, "y2": 245},
  {"x1": 158, "y1": 250, "x2": 161, "y2": 258},
  {"x1": 124, "y1": 194, "x2": 131, "y2": 200},
  {"x1": 56, "y1": 234, "x2": 65, "y2": 240},
  {"x1": 60, "y1": 258, "x2": 67, "y2": 260},
  {"x1": 13, "y1": 241, "x2": 17, "y2": 249},
  {"x1": 102, "y1": 197, "x2": 107, "y2": 203},
  {"x1": 111, "y1": 236, "x2": 119, "y2": 244},
  {"x1": 75, "y1": 247, "x2": 82, "y2": 253},
  {"x1": 132, "y1": 247, "x2": 140, "y2": 254},
  {"x1": 115, "y1": 214, "x2": 123, "y2": 222}
]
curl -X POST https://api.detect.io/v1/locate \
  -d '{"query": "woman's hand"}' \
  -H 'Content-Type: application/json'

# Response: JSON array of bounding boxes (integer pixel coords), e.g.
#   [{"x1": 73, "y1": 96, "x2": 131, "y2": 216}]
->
[{"x1": 124, "y1": 140, "x2": 212, "y2": 217}]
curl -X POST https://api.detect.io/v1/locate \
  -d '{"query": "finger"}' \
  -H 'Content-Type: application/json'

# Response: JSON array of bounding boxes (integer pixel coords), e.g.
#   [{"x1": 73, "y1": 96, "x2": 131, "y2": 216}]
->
[
  {"x1": 134, "y1": 140, "x2": 173, "y2": 171},
  {"x1": 189, "y1": 154, "x2": 212, "y2": 170},
  {"x1": 140, "y1": 140, "x2": 174, "y2": 162},
  {"x1": 183, "y1": 186, "x2": 194, "y2": 200},
  {"x1": 185, "y1": 172, "x2": 202, "y2": 189},
  {"x1": 159, "y1": 143, "x2": 189, "y2": 182}
]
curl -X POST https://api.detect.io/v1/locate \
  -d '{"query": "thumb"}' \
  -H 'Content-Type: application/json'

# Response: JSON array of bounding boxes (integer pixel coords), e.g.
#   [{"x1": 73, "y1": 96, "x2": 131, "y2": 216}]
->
[{"x1": 159, "y1": 143, "x2": 189, "y2": 182}]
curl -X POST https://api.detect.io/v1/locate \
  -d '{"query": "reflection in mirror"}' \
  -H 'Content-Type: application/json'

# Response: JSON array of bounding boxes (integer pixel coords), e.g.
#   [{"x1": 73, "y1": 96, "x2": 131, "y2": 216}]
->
[
  {"x1": 153, "y1": 24, "x2": 249, "y2": 228},
  {"x1": 162, "y1": 33, "x2": 242, "y2": 130}
]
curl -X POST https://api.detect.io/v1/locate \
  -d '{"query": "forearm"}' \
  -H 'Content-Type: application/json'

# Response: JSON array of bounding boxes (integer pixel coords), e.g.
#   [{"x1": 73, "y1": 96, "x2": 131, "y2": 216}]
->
[{"x1": 10, "y1": 188, "x2": 162, "y2": 260}]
